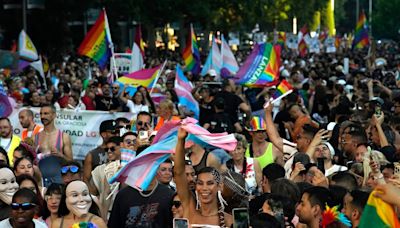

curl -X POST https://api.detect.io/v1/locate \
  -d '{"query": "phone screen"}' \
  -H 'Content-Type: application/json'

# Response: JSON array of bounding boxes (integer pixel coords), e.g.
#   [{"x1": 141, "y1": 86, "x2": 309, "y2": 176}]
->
[
  {"x1": 233, "y1": 208, "x2": 249, "y2": 228},
  {"x1": 173, "y1": 218, "x2": 188, "y2": 228},
  {"x1": 317, "y1": 158, "x2": 325, "y2": 174}
]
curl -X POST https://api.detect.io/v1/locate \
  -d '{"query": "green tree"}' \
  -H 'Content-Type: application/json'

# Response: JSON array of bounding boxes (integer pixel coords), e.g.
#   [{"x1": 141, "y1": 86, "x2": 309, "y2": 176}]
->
[{"x1": 372, "y1": 0, "x2": 400, "y2": 40}]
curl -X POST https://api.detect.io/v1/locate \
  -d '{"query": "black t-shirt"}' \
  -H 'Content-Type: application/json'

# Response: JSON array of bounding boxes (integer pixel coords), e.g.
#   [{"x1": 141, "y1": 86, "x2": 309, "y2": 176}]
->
[
  {"x1": 215, "y1": 91, "x2": 244, "y2": 124},
  {"x1": 199, "y1": 98, "x2": 215, "y2": 126},
  {"x1": 244, "y1": 88, "x2": 265, "y2": 112},
  {"x1": 205, "y1": 112, "x2": 235, "y2": 134},
  {"x1": 95, "y1": 95, "x2": 120, "y2": 111},
  {"x1": 274, "y1": 109, "x2": 292, "y2": 139},
  {"x1": 108, "y1": 184, "x2": 174, "y2": 228}
]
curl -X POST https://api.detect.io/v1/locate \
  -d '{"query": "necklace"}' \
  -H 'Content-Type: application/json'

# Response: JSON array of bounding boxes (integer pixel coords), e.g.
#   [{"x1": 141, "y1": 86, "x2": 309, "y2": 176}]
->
[{"x1": 138, "y1": 181, "x2": 158, "y2": 197}]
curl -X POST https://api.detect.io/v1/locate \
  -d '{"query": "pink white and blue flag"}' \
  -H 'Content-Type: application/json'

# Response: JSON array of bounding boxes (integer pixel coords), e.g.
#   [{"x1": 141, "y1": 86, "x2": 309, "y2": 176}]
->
[
  {"x1": 110, "y1": 117, "x2": 237, "y2": 191},
  {"x1": 201, "y1": 36, "x2": 222, "y2": 77},
  {"x1": 175, "y1": 65, "x2": 199, "y2": 119},
  {"x1": 221, "y1": 34, "x2": 239, "y2": 76}
]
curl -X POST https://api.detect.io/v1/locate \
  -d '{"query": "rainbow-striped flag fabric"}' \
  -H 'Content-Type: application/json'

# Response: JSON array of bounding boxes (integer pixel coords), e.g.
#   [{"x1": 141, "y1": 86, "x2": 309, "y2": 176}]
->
[
  {"x1": 272, "y1": 79, "x2": 293, "y2": 100},
  {"x1": 78, "y1": 10, "x2": 113, "y2": 70},
  {"x1": 117, "y1": 64, "x2": 161, "y2": 88},
  {"x1": 352, "y1": 11, "x2": 369, "y2": 49},
  {"x1": 235, "y1": 43, "x2": 281, "y2": 87},
  {"x1": 182, "y1": 24, "x2": 201, "y2": 75},
  {"x1": 359, "y1": 190, "x2": 400, "y2": 228}
]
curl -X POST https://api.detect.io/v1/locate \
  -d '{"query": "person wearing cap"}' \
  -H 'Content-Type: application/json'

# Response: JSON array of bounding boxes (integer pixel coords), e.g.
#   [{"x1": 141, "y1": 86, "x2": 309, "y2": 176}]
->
[
  {"x1": 83, "y1": 119, "x2": 118, "y2": 186},
  {"x1": 90, "y1": 136, "x2": 122, "y2": 220},
  {"x1": 311, "y1": 142, "x2": 347, "y2": 177},
  {"x1": 245, "y1": 116, "x2": 284, "y2": 169}
]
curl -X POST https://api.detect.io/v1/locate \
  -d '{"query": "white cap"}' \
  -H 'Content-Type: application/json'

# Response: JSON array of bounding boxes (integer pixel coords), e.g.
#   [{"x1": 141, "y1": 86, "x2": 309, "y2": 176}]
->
[
  {"x1": 207, "y1": 69, "x2": 217, "y2": 77},
  {"x1": 337, "y1": 79, "x2": 346, "y2": 85}
]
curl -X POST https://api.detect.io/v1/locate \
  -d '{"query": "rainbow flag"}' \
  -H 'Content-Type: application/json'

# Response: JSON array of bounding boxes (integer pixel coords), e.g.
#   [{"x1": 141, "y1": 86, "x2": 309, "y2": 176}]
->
[
  {"x1": 359, "y1": 190, "x2": 400, "y2": 228},
  {"x1": 272, "y1": 80, "x2": 293, "y2": 101},
  {"x1": 117, "y1": 64, "x2": 161, "y2": 88},
  {"x1": 277, "y1": 32, "x2": 286, "y2": 47},
  {"x1": 235, "y1": 43, "x2": 281, "y2": 87},
  {"x1": 352, "y1": 11, "x2": 369, "y2": 49},
  {"x1": 182, "y1": 24, "x2": 201, "y2": 75},
  {"x1": 78, "y1": 10, "x2": 113, "y2": 70}
]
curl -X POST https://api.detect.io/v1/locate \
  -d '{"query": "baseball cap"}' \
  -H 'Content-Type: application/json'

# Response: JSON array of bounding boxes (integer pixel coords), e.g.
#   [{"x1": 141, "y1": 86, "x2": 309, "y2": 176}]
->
[{"x1": 100, "y1": 119, "x2": 117, "y2": 133}]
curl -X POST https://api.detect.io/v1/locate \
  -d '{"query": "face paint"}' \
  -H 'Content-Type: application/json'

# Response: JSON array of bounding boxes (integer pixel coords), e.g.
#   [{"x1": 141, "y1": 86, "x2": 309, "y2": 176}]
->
[
  {"x1": 65, "y1": 181, "x2": 92, "y2": 218},
  {"x1": 0, "y1": 168, "x2": 19, "y2": 205}
]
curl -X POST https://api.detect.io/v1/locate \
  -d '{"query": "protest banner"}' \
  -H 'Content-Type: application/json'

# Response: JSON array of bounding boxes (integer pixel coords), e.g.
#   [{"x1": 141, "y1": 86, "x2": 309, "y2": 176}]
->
[
  {"x1": 9, "y1": 107, "x2": 133, "y2": 160},
  {"x1": 112, "y1": 53, "x2": 133, "y2": 75}
]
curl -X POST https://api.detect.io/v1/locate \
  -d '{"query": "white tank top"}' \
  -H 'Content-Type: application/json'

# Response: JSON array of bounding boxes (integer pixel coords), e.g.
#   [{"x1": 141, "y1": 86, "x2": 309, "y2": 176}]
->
[{"x1": 234, "y1": 157, "x2": 257, "y2": 193}]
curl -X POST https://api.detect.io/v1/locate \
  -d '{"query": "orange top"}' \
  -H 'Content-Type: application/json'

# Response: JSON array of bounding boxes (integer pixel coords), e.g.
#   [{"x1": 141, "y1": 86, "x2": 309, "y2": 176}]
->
[
  {"x1": 291, "y1": 115, "x2": 319, "y2": 142},
  {"x1": 21, "y1": 125, "x2": 43, "y2": 140},
  {"x1": 154, "y1": 116, "x2": 181, "y2": 131}
]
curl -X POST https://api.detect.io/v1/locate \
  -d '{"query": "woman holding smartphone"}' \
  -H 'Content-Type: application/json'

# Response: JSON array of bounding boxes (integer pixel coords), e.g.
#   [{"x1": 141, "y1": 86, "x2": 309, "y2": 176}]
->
[{"x1": 174, "y1": 128, "x2": 233, "y2": 227}]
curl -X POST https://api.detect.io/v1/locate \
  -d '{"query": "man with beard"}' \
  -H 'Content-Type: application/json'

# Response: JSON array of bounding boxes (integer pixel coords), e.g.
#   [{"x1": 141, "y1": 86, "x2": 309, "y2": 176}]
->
[
  {"x1": 95, "y1": 83, "x2": 121, "y2": 111},
  {"x1": 18, "y1": 109, "x2": 43, "y2": 141},
  {"x1": 295, "y1": 186, "x2": 333, "y2": 228},
  {"x1": 0, "y1": 118, "x2": 21, "y2": 166},
  {"x1": 35, "y1": 105, "x2": 73, "y2": 160}
]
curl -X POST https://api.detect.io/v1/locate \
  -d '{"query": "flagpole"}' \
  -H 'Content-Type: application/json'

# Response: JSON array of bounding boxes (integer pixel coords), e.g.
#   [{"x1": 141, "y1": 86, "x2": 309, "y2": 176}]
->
[
  {"x1": 149, "y1": 60, "x2": 167, "y2": 95},
  {"x1": 103, "y1": 8, "x2": 118, "y2": 80}
]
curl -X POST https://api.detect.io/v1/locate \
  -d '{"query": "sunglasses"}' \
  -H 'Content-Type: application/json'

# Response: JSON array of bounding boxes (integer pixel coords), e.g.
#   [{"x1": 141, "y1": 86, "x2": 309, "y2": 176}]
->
[
  {"x1": 107, "y1": 146, "x2": 117, "y2": 152},
  {"x1": 117, "y1": 125, "x2": 131, "y2": 130},
  {"x1": 112, "y1": 87, "x2": 119, "y2": 89},
  {"x1": 61, "y1": 165, "x2": 79, "y2": 175},
  {"x1": 11, "y1": 203, "x2": 36, "y2": 210},
  {"x1": 137, "y1": 121, "x2": 150, "y2": 127},
  {"x1": 172, "y1": 201, "x2": 181, "y2": 208},
  {"x1": 124, "y1": 139, "x2": 136, "y2": 145}
]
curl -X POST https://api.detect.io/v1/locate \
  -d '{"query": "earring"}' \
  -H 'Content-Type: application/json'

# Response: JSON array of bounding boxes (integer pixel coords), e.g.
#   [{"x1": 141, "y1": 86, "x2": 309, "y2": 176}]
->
[
  {"x1": 217, "y1": 190, "x2": 228, "y2": 211},
  {"x1": 195, "y1": 191, "x2": 200, "y2": 210}
]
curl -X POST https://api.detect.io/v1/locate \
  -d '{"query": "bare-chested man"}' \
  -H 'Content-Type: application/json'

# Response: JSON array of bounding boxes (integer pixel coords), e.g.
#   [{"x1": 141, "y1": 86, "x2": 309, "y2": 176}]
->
[{"x1": 35, "y1": 105, "x2": 73, "y2": 160}]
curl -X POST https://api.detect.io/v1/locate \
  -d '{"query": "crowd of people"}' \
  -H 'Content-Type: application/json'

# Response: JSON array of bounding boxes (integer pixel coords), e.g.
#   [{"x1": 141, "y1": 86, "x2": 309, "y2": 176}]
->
[{"x1": 0, "y1": 39, "x2": 399, "y2": 228}]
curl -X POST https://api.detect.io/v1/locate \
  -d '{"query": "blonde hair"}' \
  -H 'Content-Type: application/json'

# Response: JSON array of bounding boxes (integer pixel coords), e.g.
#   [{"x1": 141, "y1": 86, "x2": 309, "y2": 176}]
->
[{"x1": 234, "y1": 133, "x2": 248, "y2": 150}]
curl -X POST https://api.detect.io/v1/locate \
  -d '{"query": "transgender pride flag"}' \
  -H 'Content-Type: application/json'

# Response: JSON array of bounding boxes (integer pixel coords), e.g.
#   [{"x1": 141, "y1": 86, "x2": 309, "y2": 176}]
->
[
  {"x1": 221, "y1": 34, "x2": 239, "y2": 75},
  {"x1": 201, "y1": 36, "x2": 222, "y2": 77},
  {"x1": 175, "y1": 65, "x2": 199, "y2": 119}
]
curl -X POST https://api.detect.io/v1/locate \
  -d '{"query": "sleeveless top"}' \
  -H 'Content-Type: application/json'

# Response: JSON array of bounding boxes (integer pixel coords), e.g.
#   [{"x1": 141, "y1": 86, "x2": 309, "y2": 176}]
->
[
  {"x1": 191, "y1": 150, "x2": 209, "y2": 174},
  {"x1": 59, "y1": 214, "x2": 95, "y2": 228},
  {"x1": 245, "y1": 142, "x2": 273, "y2": 169},
  {"x1": 5, "y1": 135, "x2": 22, "y2": 167},
  {"x1": 34, "y1": 129, "x2": 64, "y2": 154},
  {"x1": 21, "y1": 125, "x2": 43, "y2": 140},
  {"x1": 233, "y1": 158, "x2": 257, "y2": 193}
]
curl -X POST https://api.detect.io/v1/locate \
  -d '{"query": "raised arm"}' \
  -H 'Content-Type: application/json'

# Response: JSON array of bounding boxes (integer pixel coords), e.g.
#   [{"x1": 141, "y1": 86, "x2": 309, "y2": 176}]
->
[
  {"x1": 264, "y1": 102, "x2": 284, "y2": 152},
  {"x1": 173, "y1": 127, "x2": 193, "y2": 218},
  {"x1": 119, "y1": 84, "x2": 129, "y2": 104}
]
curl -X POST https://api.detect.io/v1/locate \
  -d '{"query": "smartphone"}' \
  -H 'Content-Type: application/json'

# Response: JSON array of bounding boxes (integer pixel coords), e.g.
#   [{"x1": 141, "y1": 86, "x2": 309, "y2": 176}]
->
[
  {"x1": 232, "y1": 208, "x2": 250, "y2": 228},
  {"x1": 375, "y1": 105, "x2": 382, "y2": 117},
  {"x1": 173, "y1": 218, "x2": 189, "y2": 228},
  {"x1": 292, "y1": 153, "x2": 310, "y2": 168},
  {"x1": 139, "y1": 131, "x2": 148, "y2": 140},
  {"x1": 394, "y1": 162, "x2": 400, "y2": 178},
  {"x1": 317, "y1": 158, "x2": 325, "y2": 175}
]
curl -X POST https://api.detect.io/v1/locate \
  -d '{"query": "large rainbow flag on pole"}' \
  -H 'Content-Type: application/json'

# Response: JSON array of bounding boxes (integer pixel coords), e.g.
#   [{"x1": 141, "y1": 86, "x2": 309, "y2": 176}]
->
[
  {"x1": 78, "y1": 9, "x2": 113, "y2": 70},
  {"x1": 117, "y1": 64, "x2": 162, "y2": 88},
  {"x1": 352, "y1": 11, "x2": 369, "y2": 49},
  {"x1": 359, "y1": 190, "x2": 400, "y2": 228},
  {"x1": 182, "y1": 24, "x2": 201, "y2": 75},
  {"x1": 234, "y1": 43, "x2": 281, "y2": 87}
]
